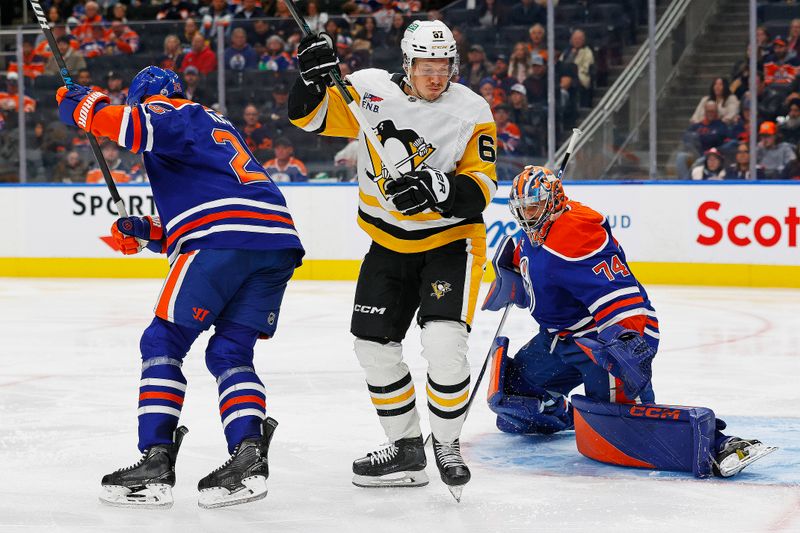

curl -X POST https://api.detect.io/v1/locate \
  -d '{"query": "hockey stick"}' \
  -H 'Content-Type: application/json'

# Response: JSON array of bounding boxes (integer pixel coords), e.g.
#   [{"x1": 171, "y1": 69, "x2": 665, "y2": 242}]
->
[
  {"x1": 28, "y1": 0, "x2": 128, "y2": 217},
  {"x1": 283, "y1": 0, "x2": 401, "y2": 180},
  {"x1": 556, "y1": 128, "x2": 582, "y2": 180}
]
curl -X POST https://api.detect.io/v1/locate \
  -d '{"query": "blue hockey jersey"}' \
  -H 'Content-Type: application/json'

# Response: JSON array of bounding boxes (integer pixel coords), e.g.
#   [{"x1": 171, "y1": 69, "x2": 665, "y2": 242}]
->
[
  {"x1": 516, "y1": 201, "x2": 658, "y2": 342},
  {"x1": 91, "y1": 94, "x2": 304, "y2": 263}
]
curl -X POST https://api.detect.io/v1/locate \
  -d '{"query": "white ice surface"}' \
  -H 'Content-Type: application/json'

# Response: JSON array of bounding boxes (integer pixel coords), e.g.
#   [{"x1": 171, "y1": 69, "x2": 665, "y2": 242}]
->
[{"x1": 0, "y1": 279, "x2": 798, "y2": 532}]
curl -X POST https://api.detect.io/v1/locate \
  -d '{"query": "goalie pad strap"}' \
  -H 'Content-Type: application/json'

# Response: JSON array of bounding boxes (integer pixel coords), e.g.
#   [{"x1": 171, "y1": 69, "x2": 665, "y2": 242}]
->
[{"x1": 572, "y1": 394, "x2": 716, "y2": 478}]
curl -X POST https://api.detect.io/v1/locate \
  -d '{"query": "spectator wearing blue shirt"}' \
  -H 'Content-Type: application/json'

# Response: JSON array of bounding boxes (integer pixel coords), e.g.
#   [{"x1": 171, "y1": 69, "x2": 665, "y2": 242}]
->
[
  {"x1": 258, "y1": 35, "x2": 294, "y2": 72},
  {"x1": 677, "y1": 101, "x2": 730, "y2": 178},
  {"x1": 264, "y1": 138, "x2": 309, "y2": 182},
  {"x1": 225, "y1": 27, "x2": 258, "y2": 70}
]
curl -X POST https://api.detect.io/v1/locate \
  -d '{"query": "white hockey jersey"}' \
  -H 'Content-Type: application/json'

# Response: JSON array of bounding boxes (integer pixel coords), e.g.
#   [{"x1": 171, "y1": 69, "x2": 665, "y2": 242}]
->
[{"x1": 290, "y1": 69, "x2": 498, "y2": 253}]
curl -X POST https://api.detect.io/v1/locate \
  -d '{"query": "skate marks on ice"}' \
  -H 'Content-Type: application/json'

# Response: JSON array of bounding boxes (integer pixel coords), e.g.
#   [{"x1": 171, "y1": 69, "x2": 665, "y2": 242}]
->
[{"x1": 469, "y1": 416, "x2": 798, "y2": 486}]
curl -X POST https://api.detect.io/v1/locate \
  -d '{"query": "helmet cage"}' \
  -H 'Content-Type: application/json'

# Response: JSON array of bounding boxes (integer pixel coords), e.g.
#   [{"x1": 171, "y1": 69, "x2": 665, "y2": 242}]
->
[{"x1": 509, "y1": 166, "x2": 567, "y2": 245}]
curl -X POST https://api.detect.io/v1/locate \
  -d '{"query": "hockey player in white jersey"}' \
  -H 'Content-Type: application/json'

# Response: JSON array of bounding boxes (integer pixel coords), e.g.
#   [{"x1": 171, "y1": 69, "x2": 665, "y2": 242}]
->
[{"x1": 289, "y1": 20, "x2": 497, "y2": 499}]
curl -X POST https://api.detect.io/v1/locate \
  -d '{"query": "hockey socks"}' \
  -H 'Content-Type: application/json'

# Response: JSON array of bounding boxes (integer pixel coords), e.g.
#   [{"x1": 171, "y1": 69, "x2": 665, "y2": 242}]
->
[
  {"x1": 137, "y1": 357, "x2": 187, "y2": 452},
  {"x1": 215, "y1": 367, "x2": 267, "y2": 453}
]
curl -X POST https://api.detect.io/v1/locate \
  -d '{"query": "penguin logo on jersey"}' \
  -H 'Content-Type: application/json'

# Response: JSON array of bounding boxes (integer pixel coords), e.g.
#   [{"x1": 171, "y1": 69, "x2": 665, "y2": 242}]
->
[
  {"x1": 431, "y1": 280, "x2": 452, "y2": 300},
  {"x1": 366, "y1": 120, "x2": 437, "y2": 197}
]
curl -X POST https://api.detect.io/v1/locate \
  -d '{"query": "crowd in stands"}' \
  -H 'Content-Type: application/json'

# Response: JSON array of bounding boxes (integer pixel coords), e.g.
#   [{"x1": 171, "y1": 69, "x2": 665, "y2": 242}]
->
[
  {"x1": 0, "y1": 0, "x2": 642, "y2": 183},
  {"x1": 680, "y1": 5, "x2": 800, "y2": 181}
]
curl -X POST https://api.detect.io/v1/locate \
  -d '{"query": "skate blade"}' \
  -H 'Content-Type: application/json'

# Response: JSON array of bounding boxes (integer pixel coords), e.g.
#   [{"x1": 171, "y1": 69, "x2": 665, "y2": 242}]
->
[
  {"x1": 352, "y1": 470, "x2": 429, "y2": 488},
  {"x1": 718, "y1": 445, "x2": 778, "y2": 477},
  {"x1": 99, "y1": 483, "x2": 173, "y2": 509},
  {"x1": 198, "y1": 475, "x2": 268, "y2": 509},
  {"x1": 448, "y1": 484, "x2": 464, "y2": 503}
]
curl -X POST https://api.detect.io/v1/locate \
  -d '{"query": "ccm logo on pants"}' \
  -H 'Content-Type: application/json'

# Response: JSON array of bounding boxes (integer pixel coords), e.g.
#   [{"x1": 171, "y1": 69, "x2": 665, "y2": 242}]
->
[{"x1": 354, "y1": 305, "x2": 386, "y2": 315}]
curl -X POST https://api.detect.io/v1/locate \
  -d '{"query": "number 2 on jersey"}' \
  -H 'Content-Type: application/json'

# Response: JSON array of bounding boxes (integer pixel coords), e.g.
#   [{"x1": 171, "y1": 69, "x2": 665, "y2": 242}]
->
[
  {"x1": 212, "y1": 128, "x2": 271, "y2": 185},
  {"x1": 592, "y1": 255, "x2": 631, "y2": 280}
]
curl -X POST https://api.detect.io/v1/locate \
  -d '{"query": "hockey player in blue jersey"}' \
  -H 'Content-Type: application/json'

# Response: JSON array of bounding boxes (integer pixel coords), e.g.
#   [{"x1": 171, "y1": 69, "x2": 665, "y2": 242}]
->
[
  {"x1": 56, "y1": 66, "x2": 305, "y2": 509},
  {"x1": 482, "y1": 165, "x2": 775, "y2": 478}
]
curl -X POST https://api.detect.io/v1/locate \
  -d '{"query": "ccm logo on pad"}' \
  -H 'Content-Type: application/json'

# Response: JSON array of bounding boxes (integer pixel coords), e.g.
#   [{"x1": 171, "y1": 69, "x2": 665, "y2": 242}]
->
[
  {"x1": 354, "y1": 305, "x2": 386, "y2": 314},
  {"x1": 629, "y1": 406, "x2": 681, "y2": 420}
]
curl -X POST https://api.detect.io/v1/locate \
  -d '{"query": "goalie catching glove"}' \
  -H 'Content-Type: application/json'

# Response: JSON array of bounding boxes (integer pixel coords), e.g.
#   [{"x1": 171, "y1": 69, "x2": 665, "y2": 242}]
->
[
  {"x1": 111, "y1": 216, "x2": 166, "y2": 255},
  {"x1": 385, "y1": 168, "x2": 454, "y2": 216},
  {"x1": 297, "y1": 33, "x2": 339, "y2": 90},
  {"x1": 574, "y1": 324, "x2": 655, "y2": 399}
]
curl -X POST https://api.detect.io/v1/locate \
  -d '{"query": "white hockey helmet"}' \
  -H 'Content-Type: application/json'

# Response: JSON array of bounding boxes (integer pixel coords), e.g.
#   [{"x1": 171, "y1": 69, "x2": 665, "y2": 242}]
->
[{"x1": 400, "y1": 20, "x2": 459, "y2": 80}]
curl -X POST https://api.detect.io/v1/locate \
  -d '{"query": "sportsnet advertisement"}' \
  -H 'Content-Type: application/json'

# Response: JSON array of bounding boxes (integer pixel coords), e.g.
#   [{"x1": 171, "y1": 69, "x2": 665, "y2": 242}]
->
[{"x1": 0, "y1": 183, "x2": 797, "y2": 284}]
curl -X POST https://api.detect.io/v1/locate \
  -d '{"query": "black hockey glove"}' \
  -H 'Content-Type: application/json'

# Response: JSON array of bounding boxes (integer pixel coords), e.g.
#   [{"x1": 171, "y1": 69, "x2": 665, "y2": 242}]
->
[
  {"x1": 385, "y1": 168, "x2": 454, "y2": 216},
  {"x1": 297, "y1": 33, "x2": 339, "y2": 90}
]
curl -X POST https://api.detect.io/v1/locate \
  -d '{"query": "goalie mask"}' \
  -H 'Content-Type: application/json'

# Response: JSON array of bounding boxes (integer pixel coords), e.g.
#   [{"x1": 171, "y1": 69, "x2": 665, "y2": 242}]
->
[
  {"x1": 509, "y1": 165, "x2": 568, "y2": 246},
  {"x1": 400, "y1": 20, "x2": 458, "y2": 101}
]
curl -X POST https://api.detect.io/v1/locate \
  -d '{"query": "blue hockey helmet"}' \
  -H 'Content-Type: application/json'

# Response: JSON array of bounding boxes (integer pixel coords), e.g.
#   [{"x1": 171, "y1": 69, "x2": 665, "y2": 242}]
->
[{"x1": 126, "y1": 66, "x2": 184, "y2": 105}]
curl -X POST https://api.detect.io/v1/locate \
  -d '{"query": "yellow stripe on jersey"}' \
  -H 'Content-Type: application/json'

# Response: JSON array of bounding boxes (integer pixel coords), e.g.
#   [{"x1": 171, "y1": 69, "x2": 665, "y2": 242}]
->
[
  {"x1": 455, "y1": 121, "x2": 498, "y2": 206},
  {"x1": 289, "y1": 85, "x2": 362, "y2": 139},
  {"x1": 357, "y1": 218, "x2": 486, "y2": 253},
  {"x1": 465, "y1": 238, "x2": 487, "y2": 326},
  {"x1": 359, "y1": 191, "x2": 443, "y2": 222}
]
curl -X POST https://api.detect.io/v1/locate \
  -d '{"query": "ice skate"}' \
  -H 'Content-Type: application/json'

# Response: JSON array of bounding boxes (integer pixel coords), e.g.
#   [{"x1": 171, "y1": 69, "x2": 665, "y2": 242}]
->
[
  {"x1": 713, "y1": 437, "x2": 777, "y2": 477},
  {"x1": 197, "y1": 417, "x2": 278, "y2": 509},
  {"x1": 432, "y1": 437, "x2": 470, "y2": 502},
  {"x1": 352, "y1": 436, "x2": 429, "y2": 488},
  {"x1": 99, "y1": 426, "x2": 188, "y2": 509}
]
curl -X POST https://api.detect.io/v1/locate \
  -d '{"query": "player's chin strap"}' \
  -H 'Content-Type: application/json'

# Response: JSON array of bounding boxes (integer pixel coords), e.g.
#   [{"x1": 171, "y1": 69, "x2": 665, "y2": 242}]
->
[{"x1": 401, "y1": 75, "x2": 450, "y2": 103}]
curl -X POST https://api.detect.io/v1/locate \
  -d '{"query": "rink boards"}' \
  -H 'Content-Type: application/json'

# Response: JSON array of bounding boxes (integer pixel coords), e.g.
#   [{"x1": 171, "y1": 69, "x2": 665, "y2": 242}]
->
[{"x1": 0, "y1": 182, "x2": 798, "y2": 287}]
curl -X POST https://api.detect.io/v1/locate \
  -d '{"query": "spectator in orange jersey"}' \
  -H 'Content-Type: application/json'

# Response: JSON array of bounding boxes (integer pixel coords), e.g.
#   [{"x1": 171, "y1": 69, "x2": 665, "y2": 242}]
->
[
  {"x1": 72, "y1": 1, "x2": 105, "y2": 42},
  {"x1": 80, "y1": 23, "x2": 111, "y2": 59},
  {"x1": 107, "y1": 20, "x2": 140, "y2": 55},
  {"x1": 241, "y1": 104, "x2": 274, "y2": 153},
  {"x1": 7, "y1": 40, "x2": 45, "y2": 80},
  {"x1": 494, "y1": 104, "x2": 522, "y2": 154},
  {"x1": 85, "y1": 141, "x2": 141, "y2": 184},
  {"x1": 0, "y1": 72, "x2": 36, "y2": 113},
  {"x1": 763, "y1": 36, "x2": 800, "y2": 88},
  {"x1": 478, "y1": 78, "x2": 504, "y2": 109},
  {"x1": 263, "y1": 138, "x2": 308, "y2": 182},
  {"x1": 527, "y1": 23, "x2": 547, "y2": 62},
  {"x1": 181, "y1": 33, "x2": 217, "y2": 75},
  {"x1": 157, "y1": 35, "x2": 185, "y2": 71}
]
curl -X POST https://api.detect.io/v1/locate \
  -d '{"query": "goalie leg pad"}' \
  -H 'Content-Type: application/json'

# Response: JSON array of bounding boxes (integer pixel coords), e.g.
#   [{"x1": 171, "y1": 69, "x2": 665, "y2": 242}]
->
[
  {"x1": 487, "y1": 336, "x2": 573, "y2": 434},
  {"x1": 572, "y1": 394, "x2": 717, "y2": 478}
]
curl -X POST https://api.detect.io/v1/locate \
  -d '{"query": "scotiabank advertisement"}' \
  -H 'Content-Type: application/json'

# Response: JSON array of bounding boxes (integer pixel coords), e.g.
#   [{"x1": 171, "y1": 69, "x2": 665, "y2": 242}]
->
[{"x1": 0, "y1": 183, "x2": 797, "y2": 267}]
